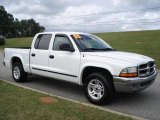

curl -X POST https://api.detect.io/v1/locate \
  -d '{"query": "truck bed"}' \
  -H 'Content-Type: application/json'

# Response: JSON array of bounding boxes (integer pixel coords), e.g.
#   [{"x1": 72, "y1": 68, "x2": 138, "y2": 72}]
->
[{"x1": 4, "y1": 48, "x2": 31, "y2": 73}]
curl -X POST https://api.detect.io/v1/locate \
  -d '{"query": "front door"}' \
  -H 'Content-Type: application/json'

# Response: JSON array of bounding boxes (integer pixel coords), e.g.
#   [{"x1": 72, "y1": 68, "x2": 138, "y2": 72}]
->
[{"x1": 48, "y1": 34, "x2": 80, "y2": 83}]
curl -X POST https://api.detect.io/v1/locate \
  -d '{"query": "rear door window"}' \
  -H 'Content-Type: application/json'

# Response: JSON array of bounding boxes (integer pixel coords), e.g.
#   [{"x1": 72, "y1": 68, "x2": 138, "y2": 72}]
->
[{"x1": 34, "y1": 34, "x2": 52, "y2": 50}]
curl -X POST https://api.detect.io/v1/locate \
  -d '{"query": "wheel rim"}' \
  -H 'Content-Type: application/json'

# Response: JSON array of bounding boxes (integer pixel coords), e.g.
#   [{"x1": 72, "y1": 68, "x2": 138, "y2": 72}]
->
[
  {"x1": 87, "y1": 79, "x2": 104, "y2": 100},
  {"x1": 13, "y1": 66, "x2": 20, "y2": 79}
]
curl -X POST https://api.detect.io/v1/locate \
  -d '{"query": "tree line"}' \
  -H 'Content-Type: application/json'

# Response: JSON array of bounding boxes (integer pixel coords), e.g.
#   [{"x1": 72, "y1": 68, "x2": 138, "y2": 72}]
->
[{"x1": 0, "y1": 5, "x2": 45, "y2": 38}]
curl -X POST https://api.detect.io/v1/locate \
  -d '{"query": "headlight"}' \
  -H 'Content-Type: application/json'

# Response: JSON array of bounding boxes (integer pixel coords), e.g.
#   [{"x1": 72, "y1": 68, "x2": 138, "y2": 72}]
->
[{"x1": 119, "y1": 67, "x2": 138, "y2": 77}]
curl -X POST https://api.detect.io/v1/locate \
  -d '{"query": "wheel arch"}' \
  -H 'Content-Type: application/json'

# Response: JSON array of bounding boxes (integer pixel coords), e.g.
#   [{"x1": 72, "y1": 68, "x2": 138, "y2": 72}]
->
[
  {"x1": 10, "y1": 56, "x2": 24, "y2": 69},
  {"x1": 80, "y1": 65, "x2": 114, "y2": 85}
]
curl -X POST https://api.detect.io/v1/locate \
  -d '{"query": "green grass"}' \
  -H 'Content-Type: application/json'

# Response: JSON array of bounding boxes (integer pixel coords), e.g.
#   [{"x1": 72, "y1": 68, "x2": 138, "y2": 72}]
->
[
  {"x1": 0, "y1": 80, "x2": 133, "y2": 120},
  {"x1": 0, "y1": 30, "x2": 159, "y2": 68},
  {"x1": 0, "y1": 37, "x2": 32, "y2": 49}
]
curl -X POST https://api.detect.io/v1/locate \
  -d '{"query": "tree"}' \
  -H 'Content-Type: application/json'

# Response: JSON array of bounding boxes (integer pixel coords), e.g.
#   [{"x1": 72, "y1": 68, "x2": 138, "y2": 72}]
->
[
  {"x1": 0, "y1": 5, "x2": 45, "y2": 38},
  {"x1": 0, "y1": 6, "x2": 14, "y2": 37},
  {"x1": 16, "y1": 19, "x2": 45, "y2": 37}
]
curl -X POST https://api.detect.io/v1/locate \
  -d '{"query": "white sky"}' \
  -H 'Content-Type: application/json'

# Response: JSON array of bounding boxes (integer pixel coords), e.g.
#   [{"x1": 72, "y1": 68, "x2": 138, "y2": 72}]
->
[{"x1": 1, "y1": 0, "x2": 160, "y2": 33}]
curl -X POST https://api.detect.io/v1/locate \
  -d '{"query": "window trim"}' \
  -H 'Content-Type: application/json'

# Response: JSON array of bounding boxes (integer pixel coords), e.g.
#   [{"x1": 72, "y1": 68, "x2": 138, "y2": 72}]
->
[
  {"x1": 34, "y1": 34, "x2": 41, "y2": 49},
  {"x1": 52, "y1": 34, "x2": 75, "y2": 51}
]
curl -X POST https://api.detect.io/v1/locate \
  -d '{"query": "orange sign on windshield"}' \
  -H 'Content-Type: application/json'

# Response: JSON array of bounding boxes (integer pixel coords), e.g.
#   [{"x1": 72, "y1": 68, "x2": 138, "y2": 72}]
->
[{"x1": 73, "y1": 34, "x2": 81, "y2": 39}]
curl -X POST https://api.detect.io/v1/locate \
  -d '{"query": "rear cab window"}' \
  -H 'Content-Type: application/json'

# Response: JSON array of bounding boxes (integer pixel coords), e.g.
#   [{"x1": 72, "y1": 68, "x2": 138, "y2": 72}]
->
[{"x1": 34, "y1": 34, "x2": 52, "y2": 50}]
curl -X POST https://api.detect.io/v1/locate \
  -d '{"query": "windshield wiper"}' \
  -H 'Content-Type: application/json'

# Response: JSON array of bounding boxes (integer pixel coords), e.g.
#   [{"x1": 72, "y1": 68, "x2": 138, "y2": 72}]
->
[
  {"x1": 83, "y1": 48, "x2": 100, "y2": 50},
  {"x1": 100, "y1": 48, "x2": 115, "y2": 51},
  {"x1": 83, "y1": 48, "x2": 115, "y2": 51}
]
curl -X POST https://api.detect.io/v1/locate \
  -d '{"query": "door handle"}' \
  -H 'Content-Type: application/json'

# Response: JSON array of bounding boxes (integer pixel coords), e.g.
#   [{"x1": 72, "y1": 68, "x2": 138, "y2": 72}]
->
[
  {"x1": 49, "y1": 55, "x2": 54, "y2": 59},
  {"x1": 31, "y1": 53, "x2": 35, "y2": 57}
]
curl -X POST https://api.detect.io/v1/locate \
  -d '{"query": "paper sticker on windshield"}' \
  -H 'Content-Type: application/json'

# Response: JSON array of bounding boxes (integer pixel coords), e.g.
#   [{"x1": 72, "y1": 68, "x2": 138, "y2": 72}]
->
[{"x1": 73, "y1": 34, "x2": 81, "y2": 39}]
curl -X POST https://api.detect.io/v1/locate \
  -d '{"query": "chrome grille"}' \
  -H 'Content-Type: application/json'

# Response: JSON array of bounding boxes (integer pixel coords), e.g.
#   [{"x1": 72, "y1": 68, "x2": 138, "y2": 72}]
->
[{"x1": 138, "y1": 61, "x2": 156, "y2": 77}]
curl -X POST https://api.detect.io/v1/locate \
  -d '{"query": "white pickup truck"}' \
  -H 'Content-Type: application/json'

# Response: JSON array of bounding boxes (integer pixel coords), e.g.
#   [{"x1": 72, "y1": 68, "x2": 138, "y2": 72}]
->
[{"x1": 3, "y1": 32, "x2": 157, "y2": 104}]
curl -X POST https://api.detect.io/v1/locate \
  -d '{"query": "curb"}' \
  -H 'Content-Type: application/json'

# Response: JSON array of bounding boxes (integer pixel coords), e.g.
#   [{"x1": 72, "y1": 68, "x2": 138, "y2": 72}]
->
[{"x1": 0, "y1": 79, "x2": 147, "y2": 120}]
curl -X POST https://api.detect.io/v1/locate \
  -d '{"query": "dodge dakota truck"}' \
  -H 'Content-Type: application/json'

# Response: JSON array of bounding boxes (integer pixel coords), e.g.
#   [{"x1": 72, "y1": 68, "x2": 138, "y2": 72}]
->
[{"x1": 3, "y1": 32, "x2": 157, "y2": 104}]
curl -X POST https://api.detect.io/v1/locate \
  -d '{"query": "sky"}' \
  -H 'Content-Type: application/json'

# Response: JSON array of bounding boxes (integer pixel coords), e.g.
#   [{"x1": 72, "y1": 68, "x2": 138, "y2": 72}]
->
[{"x1": 1, "y1": 0, "x2": 160, "y2": 33}]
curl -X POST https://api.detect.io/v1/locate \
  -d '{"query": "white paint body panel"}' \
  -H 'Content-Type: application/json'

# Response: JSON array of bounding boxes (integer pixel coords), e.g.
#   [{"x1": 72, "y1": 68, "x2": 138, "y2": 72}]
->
[
  {"x1": 30, "y1": 49, "x2": 49, "y2": 75},
  {"x1": 48, "y1": 50, "x2": 80, "y2": 83},
  {"x1": 4, "y1": 48, "x2": 31, "y2": 73}
]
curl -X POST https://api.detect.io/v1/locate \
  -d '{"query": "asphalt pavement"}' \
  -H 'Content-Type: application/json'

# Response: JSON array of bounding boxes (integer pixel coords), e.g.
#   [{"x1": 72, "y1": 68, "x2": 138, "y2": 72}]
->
[{"x1": 0, "y1": 51, "x2": 160, "y2": 120}]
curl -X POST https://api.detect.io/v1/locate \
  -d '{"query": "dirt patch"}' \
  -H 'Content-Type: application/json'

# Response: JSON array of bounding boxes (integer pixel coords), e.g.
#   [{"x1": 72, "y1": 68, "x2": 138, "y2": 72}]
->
[
  {"x1": 76, "y1": 105, "x2": 86, "y2": 112},
  {"x1": 40, "y1": 96, "x2": 58, "y2": 104},
  {"x1": 135, "y1": 42, "x2": 142, "y2": 44}
]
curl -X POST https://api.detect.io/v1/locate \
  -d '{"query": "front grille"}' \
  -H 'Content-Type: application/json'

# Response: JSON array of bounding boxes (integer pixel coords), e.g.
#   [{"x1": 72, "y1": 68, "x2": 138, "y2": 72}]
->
[{"x1": 138, "y1": 61, "x2": 156, "y2": 77}]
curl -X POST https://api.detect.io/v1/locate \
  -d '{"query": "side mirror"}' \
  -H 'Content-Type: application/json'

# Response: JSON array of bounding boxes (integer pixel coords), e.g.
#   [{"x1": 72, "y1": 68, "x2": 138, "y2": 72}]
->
[{"x1": 59, "y1": 43, "x2": 75, "y2": 52}]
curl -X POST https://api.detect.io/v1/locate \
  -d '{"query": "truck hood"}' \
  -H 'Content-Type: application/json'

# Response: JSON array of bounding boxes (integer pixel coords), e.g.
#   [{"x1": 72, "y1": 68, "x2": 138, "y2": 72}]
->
[{"x1": 83, "y1": 51, "x2": 154, "y2": 64}]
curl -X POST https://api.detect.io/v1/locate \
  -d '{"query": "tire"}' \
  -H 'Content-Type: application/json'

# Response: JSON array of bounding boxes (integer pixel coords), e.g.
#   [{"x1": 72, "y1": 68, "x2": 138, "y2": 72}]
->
[
  {"x1": 12, "y1": 62, "x2": 27, "y2": 82},
  {"x1": 84, "y1": 72, "x2": 114, "y2": 105}
]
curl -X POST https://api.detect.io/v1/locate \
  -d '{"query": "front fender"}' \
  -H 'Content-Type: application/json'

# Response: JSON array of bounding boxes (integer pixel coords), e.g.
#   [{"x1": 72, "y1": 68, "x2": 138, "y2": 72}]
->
[{"x1": 79, "y1": 63, "x2": 114, "y2": 85}]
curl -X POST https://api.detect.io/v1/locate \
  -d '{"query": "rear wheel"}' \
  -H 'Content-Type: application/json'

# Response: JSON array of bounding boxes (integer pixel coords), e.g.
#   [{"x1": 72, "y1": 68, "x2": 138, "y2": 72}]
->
[
  {"x1": 84, "y1": 72, "x2": 114, "y2": 105},
  {"x1": 12, "y1": 62, "x2": 27, "y2": 82}
]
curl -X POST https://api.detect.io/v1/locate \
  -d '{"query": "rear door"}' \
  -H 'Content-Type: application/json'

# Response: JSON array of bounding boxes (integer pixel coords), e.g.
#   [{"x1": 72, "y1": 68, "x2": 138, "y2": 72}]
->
[{"x1": 30, "y1": 34, "x2": 52, "y2": 76}]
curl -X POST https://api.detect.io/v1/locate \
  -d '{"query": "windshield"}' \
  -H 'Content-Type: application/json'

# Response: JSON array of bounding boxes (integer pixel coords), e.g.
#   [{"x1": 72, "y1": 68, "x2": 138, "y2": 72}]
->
[{"x1": 71, "y1": 34, "x2": 113, "y2": 51}]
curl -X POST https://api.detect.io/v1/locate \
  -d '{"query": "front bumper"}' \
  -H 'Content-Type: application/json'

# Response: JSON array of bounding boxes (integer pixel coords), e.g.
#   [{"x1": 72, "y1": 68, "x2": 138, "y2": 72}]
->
[{"x1": 113, "y1": 72, "x2": 157, "y2": 92}]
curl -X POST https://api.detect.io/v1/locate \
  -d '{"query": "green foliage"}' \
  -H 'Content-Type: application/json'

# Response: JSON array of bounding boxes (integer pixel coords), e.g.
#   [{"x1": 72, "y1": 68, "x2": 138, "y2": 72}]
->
[
  {"x1": 0, "y1": 6, "x2": 14, "y2": 38},
  {"x1": 0, "y1": 6, "x2": 45, "y2": 38},
  {"x1": 14, "y1": 18, "x2": 45, "y2": 37}
]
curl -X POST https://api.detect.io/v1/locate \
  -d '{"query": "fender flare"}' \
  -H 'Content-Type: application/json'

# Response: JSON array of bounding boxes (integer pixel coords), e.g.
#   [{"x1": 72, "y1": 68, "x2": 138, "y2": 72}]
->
[
  {"x1": 10, "y1": 55, "x2": 25, "y2": 70},
  {"x1": 79, "y1": 63, "x2": 114, "y2": 85}
]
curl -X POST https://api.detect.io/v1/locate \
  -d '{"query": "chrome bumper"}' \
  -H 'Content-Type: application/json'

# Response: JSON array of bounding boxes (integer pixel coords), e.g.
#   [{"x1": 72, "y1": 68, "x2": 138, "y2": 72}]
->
[{"x1": 113, "y1": 72, "x2": 157, "y2": 92}]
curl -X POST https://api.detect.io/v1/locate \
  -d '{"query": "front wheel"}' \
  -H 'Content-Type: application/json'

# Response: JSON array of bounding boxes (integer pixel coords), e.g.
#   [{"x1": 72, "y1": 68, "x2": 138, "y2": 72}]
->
[
  {"x1": 12, "y1": 62, "x2": 27, "y2": 82},
  {"x1": 84, "y1": 73, "x2": 114, "y2": 105}
]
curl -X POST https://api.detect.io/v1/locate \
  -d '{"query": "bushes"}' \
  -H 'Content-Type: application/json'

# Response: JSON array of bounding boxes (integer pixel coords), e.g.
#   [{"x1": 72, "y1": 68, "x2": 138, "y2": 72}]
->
[{"x1": 0, "y1": 35, "x2": 6, "y2": 45}]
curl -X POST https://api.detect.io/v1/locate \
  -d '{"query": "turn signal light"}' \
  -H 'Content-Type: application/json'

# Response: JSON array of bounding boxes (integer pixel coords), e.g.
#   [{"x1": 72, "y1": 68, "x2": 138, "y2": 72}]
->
[{"x1": 119, "y1": 73, "x2": 137, "y2": 77}]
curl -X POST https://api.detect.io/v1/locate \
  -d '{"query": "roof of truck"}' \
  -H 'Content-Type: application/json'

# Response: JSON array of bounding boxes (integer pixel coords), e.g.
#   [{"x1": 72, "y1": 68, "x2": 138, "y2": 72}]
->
[{"x1": 37, "y1": 31, "x2": 90, "y2": 35}]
